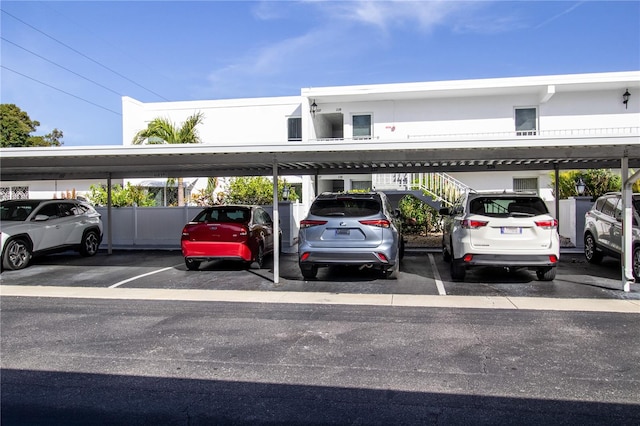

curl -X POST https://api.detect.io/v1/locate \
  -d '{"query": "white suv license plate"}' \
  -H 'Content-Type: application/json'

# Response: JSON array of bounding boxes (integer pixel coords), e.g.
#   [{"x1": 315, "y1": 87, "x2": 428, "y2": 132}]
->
[
  {"x1": 501, "y1": 227, "x2": 522, "y2": 234},
  {"x1": 336, "y1": 229, "x2": 350, "y2": 236}
]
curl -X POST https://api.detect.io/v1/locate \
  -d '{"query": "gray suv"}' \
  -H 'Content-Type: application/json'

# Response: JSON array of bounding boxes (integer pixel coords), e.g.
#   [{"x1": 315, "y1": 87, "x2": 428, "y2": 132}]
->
[
  {"x1": 583, "y1": 192, "x2": 639, "y2": 279},
  {"x1": 298, "y1": 192, "x2": 404, "y2": 279}
]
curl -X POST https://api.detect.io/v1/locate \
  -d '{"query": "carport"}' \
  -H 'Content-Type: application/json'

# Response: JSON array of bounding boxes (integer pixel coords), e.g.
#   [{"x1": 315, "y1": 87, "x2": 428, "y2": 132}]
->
[{"x1": 1, "y1": 136, "x2": 639, "y2": 290}]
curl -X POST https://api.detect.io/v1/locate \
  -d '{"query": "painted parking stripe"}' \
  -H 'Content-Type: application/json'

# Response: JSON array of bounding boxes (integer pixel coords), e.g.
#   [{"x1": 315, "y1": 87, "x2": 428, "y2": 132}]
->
[
  {"x1": 428, "y1": 253, "x2": 447, "y2": 295},
  {"x1": 109, "y1": 265, "x2": 180, "y2": 288}
]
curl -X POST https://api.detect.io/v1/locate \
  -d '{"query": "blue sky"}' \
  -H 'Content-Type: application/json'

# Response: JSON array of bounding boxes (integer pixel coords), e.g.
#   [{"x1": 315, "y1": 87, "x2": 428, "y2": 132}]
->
[{"x1": 1, "y1": 1, "x2": 639, "y2": 147}]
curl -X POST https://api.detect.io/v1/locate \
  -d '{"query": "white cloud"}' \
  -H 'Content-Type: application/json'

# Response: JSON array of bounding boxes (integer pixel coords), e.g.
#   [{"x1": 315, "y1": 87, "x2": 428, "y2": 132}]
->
[{"x1": 323, "y1": 1, "x2": 475, "y2": 32}]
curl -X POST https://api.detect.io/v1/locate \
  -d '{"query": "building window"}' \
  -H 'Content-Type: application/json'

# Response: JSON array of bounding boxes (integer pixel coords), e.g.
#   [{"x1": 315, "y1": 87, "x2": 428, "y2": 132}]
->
[
  {"x1": 515, "y1": 107, "x2": 537, "y2": 136},
  {"x1": 353, "y1": 114, "x2": 372, "y2": 139},
  {"x1": 288, "y1": 117, "x2": 302, "y2": 141},
  {"x1": 352, "y1": 180, "x2": 372, "y2": 191},
  {"x1": 513, "y1": 177, "x2": 538, "y2": 193}
]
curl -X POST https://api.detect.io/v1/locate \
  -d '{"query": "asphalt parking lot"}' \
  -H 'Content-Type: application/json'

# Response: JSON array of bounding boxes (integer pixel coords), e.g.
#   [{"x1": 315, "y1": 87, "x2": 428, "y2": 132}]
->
[{"x1": 1, "y1": 248, "x2": 638, "y2": 301}]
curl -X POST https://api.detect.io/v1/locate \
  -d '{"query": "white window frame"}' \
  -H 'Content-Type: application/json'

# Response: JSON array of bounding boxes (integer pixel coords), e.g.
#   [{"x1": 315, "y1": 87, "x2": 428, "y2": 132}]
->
[
  {"x1": 352, "y1": 113, "x2": 372, "y2": 140},
  {"x1": 515, "y1": 107, "x2": 538, "y2": 136},
  {"x1": 287, "y1": 116, "x2": 302, "y2": 142}
]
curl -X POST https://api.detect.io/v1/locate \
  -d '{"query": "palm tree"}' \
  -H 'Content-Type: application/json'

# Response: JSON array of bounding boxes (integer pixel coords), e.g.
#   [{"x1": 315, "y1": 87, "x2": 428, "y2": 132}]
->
[{"x1": 132, "y1": 112, "x2": 204, "y2": 206}]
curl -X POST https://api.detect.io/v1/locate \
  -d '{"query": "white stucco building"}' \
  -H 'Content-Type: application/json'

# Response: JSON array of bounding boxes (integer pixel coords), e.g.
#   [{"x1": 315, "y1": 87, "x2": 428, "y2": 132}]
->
[
  {"x1": 3, "y1": 71, "x2": 639, "y2": 208},
  {"x1": 119, "y1": 70, "x2": 639, "y2": 208}
]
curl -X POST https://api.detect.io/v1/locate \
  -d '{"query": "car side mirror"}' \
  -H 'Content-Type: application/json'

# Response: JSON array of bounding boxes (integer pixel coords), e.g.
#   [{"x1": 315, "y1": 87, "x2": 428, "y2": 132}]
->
[
  {"x1": 439, "y1": 207, "x2": 451, "y2": 216},
  {"x1": 394, "y1": 208, "x2": 401, "y2": 218},
  {"x1": 34, "y1": 215, "x2": 49, "y2": 221}
]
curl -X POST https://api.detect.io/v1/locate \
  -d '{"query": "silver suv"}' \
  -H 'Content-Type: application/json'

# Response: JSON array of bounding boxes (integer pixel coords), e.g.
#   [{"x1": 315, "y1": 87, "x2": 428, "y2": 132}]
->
[
  {"x1": 298, "y1": 192, "x2": 404, "y2": 279},
  {"x1": 583, "y1": 192, "x2": 640, "y2": 279},
  {"x1": 440, "y1": 191, "x2": 560, "y2": 281},
  {"x1": 1, "y1": 199, "x2": 103, "y2": 271}
]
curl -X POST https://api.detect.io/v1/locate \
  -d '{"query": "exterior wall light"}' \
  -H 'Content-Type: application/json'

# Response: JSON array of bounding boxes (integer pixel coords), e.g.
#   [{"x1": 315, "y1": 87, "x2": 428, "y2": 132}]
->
[
  {"x1": 282, "y1": 185, "x2": 290, "y2": 201},
  {"x1": 623, "y1": 89, "x2": 630, "y2": 109},
  {"x1": 575, "y1": 177, "x2": 586, "y2": 196},
  {"x1": 310, "y1": 100, "x2": 318, "y2": 117}
]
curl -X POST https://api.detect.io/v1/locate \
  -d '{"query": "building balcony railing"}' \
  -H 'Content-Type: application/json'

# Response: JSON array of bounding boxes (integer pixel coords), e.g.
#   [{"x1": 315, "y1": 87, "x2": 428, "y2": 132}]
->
[
  {"x1": 309, "y1": 127, "x2": 639, "y2": 144},
  {"x1": 408, "y1": 126, "x2": 639, "y2": 140}
]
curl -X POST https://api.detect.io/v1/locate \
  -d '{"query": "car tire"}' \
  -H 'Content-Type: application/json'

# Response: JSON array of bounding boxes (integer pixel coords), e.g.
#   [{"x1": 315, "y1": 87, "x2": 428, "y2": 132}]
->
[
  {"x1": 450, "y1": 258, "x2": 466, "y2": 281},
  {"x1": 633, "y1": 246, "x2": 640, "y2": 281},
  {"x1": 383, "y1": 260, "x2": 400, "y2": 280},
  {"x1": 442, "y1": 246, "x2": 451, "y2": 263},
  {"x1": 536, "y1": 266, "x2": 556, "y2": 281},
  {"x1": 584, "y1": 233, "x2": 603, "y2": 264},
  {"x1": 80, "y1": 230, "x2": 100, "y2": 257},
  {"x1": 185, "y1": 258, "x2": 201, "y2": 271},
  {"x1": 253, "y1": 244, "x2": 265, "y2": 269},
  {"x1": 2, "y1": 238, "x2": 32, "y2": 271},
  {"x1": 300, "y1": 265, "x2": 318, "y2": 279}
]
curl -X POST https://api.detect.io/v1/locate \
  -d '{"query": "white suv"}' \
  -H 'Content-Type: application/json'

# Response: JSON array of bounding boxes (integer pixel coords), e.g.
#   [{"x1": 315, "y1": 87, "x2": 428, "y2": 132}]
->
[
  {"x1": 583, "y1": 192, "x2": 639, "y2": 279},
  {"x1": 1, "y1": 199, "x2": 103, "y2": 271},
  {"x1": 440, "y1": 191, "x2": 560, "y2": 281}
]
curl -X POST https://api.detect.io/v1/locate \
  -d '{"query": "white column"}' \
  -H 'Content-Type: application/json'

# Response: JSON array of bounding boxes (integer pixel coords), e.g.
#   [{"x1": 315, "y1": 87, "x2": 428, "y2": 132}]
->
[{"x1": 272, "y1": 161, "x2": 280, "y2": 284}]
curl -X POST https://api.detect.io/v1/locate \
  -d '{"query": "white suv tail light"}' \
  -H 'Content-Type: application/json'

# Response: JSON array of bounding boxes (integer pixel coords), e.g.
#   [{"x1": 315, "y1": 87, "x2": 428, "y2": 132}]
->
[
  {"x1": 461, "y1": 219, "x2": 488, "y2": 229},
  {"x1": 535, "y1": 219, "x2": 558, "y2": 230}
]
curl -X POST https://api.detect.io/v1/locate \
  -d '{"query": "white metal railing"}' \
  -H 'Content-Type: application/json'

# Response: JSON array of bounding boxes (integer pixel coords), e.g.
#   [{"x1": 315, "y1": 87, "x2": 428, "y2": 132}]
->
[
  {"x1": 373, "y1": 172, "x2": 470, "y2": 206},
  {"x1": 406, "y1": 127, "x2": 639, "y2": 141}
]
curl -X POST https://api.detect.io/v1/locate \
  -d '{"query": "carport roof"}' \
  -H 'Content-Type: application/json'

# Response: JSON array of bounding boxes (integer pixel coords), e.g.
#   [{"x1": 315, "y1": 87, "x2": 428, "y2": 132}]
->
[{"x1": 1, "y1": 135, "x2": 639, "y2": 181}]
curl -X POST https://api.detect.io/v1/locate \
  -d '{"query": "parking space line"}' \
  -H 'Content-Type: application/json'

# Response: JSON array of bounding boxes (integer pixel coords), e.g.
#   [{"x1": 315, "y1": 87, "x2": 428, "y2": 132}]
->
[
  {"x1": 428, "y1": 253, "x2": 447, "y2": 295},
  {"x1": 108, "y1": 266, "x2": 180, "y2": 288}
]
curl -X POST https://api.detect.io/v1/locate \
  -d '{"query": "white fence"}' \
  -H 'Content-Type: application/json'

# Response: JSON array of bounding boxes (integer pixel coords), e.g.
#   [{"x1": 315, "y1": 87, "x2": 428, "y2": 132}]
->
[{"x1": 96, "y1": 202, "x2": 309, "y2": 254}]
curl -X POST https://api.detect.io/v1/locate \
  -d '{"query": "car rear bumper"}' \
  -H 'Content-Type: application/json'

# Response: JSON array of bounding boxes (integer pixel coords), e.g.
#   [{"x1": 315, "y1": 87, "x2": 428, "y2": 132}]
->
[
  {"x1": 298, "y1": 249, "x2": 397, "y2": 267},
  {"x1": 182, "y1": 241, "x2": 253, "y2": 262},
  {"x1": 458, "y1": 253, "x2": 558, "y2": 267}
]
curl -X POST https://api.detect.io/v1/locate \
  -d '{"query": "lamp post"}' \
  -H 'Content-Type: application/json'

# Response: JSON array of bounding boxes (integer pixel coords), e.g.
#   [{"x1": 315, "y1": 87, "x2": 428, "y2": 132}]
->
[{"x1": 575, "y1": 177, "x2": 586, "y2": 196}]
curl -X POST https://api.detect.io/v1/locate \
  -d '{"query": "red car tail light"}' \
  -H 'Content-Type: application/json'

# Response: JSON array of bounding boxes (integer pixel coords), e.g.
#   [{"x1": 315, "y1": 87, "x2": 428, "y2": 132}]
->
[
  {"x1": 549, "y1": 255, "x2": 558, "y2": 263},
  {"x1": 461, "y1": 219, "x2": 488, "y2": 229},
  {"x1": 463, "y1": 254, "x2": 474, "y2": 262},
  {"x1": 300, "y1": 220, "x2": 328, "y2": 228},
  {"x1": 300, "y1": 252, "x2": 311, "y2": 261},
  {"x1": 535, "y1": 219, "x2": 558, "y2": 229},
  {"x1": 359, "y1": 219, "x2": 391, "y2": 228}
]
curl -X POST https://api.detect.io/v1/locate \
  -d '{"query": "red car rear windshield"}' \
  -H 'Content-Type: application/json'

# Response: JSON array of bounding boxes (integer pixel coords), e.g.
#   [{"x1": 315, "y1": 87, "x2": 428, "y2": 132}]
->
[{"x1": 193, "y1": 208, "x2": 250, "y2": 223}]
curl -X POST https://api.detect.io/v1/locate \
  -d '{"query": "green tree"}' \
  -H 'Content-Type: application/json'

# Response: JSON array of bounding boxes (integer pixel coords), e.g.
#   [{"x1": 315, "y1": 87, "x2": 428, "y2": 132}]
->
[
  {"x1": 550, "y1": 169, "x2": 622, "y2": 199},
  {"x1": 191, "y1": 177, "x2": 219, "y2": 206},
  {"x1": 86, "y1": 183, "x2": 155, "y2": 207},
  {"x1": 225, "y1": 176, "x2": 299, "y2": 205},
  {"x1": 398, "y1": 195, "x2": 441, "y2": 235},
  {"x1": 131, "y1": 112, "x2": 204, "y2": 206},
  {"x1": 0, "y1": 104, "x2": 63, "y2": 147}
]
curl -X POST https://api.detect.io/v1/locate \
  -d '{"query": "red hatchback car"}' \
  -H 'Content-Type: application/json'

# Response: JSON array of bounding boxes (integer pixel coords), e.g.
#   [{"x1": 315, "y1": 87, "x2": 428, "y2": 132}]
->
[{"x1": 181, "y1": 205, "x2": 278, "y2": 270}]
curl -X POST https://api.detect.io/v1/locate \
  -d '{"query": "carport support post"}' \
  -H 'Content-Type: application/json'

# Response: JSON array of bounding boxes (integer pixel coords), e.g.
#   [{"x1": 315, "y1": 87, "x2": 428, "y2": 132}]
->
[
  {"x1": 107, "y1": 174, "x2": 113, "y2": 255},
  {"x1": 554, "y1": 164, "x2": 560, "y2": 221},
  {"x1": 272, "y1": 161, "x2": 280, "y2": 284},
  {"x1": 621, "y1": 156, "x2": 637, "y2": 292}
]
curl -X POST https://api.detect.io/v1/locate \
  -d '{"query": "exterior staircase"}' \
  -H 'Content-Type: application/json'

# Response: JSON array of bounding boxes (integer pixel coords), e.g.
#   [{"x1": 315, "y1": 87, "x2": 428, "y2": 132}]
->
[{"x1": 374, "y1": 172, "x2": 471, "y2": 210}]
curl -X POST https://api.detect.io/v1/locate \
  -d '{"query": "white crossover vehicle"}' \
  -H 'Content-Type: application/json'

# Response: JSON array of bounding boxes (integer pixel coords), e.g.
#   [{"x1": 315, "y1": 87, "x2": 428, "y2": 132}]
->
[
  {"x1": 1, "y1": 199, "x2": 103, "y2": 271},
  {"x1": 440, "y1": 191, "x2": 559, "y2": 281},
  {"x1": 583, "y1": 192, "x2": 640, "y2": 279}
]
